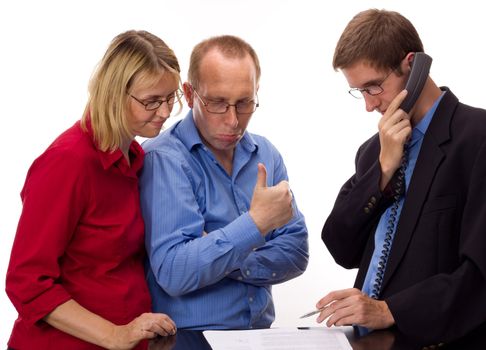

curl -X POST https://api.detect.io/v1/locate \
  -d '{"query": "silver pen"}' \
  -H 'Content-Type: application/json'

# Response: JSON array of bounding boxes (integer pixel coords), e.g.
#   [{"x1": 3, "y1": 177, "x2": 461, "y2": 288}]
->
[{"x1": 299, "y1": 308, "x2": 323, "y2": 319}]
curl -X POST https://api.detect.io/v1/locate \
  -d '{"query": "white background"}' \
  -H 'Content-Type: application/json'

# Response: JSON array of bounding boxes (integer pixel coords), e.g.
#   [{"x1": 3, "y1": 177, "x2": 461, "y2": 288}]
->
[{"x1": 1, "y1": 0, "x2": 485, "y2": 344}]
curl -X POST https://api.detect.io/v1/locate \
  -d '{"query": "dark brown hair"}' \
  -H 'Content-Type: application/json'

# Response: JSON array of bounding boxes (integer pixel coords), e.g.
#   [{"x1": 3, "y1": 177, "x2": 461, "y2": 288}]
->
[{"x1": 333, "y1": 9, "x2": 424, "y2": 72}]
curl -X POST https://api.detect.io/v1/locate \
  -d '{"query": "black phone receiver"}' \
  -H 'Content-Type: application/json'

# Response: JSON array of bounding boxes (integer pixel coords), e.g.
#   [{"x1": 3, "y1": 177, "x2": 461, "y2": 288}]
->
[{"x1": 399, "y1": 52, "x2": 433, "y2": 113}]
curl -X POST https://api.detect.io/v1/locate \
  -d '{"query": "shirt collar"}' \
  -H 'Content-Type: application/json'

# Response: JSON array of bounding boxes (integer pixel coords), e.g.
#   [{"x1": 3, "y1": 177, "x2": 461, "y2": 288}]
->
[
  {"x1": 175, "y1": 110, "x2": 258, "y2": 153},
  {"x1": 84, "y1": 117, "x2": 144, "y2": 173},
  {"x1": 98, "y1": 140, "x2": 144, "y2": 174},
  {"x1": 411, "y1": 91, "x2": 446, "y2": 143}
]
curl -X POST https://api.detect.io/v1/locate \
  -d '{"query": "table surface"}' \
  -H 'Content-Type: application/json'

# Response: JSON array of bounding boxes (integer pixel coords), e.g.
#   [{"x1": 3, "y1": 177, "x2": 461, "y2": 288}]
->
[{"x1": 147, "y1": 325, "x2": 486, "y2": 350}]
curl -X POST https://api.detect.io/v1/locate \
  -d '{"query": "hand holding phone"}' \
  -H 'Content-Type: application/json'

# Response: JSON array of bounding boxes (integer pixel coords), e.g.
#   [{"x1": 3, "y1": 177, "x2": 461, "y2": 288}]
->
[
  {"x1": 399, "y1": 52, "x2": 433, "y2": 113},
  {"x1": 378, "y1": 52, "x2": 433, "y2": 190}
]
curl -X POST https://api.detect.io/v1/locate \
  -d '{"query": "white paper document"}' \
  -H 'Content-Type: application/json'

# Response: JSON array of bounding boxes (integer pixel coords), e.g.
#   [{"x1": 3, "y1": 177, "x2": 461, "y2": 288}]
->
[{"x1": 203, "y1": 327, "x2": 352, "y2": 350}]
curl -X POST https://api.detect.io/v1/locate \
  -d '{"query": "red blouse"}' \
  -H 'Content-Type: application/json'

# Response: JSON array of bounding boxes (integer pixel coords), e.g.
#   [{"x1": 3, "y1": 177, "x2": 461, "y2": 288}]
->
[{"x1": 6, "y1": 121, "x2": 152, "y2": 349}]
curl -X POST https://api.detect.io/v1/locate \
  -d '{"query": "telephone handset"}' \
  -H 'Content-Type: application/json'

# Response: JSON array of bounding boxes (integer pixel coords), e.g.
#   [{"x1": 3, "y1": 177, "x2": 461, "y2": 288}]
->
[
  {"x1": 370, "y1": 53, "x2": 432, "y2": 299},
  {"x1": 399, "y1": 52, "x2": 433, "y2": 113}
]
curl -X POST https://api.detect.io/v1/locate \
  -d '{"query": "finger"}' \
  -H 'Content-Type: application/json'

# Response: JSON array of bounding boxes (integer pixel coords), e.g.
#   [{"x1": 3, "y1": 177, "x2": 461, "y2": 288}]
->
[
  {"x1": 276, "y1": 181, "x2": 292, "y2": 201},
  {"x1": 148, "y1": 321, "x2": 173, "y2": 337},
  {"x1": 157, "y1": 315, "x2": 177, "y2": 335},
  {"x1": 331, "y1": 314, "x2": 357, "y2": 327},
  {"x1": 395, "y1": 125, "x2": 413, "y2": 145},
  {"x1": 383, "y1": 120, "x2": 412, "y2": 141},
  {"x1": 316, "y1": 288, "x2": 360, "y2": 309},
  {"x1": 318, "y1": 296, "x2": 355, "y2": 324},
  {"x1": 326, "y1": 303, "x2": 356, "y2": 327},
  {"x1": 141, "y1": 329, "x2": 158, "y2": 339},
  {"x1": 380, "y1": 109, "x2": 410, "y2": 131},
  {"x1": 389, "y1": 90, "x2": 408, "y2": 114},
  {"x1": 255, "y1": 163, "x2": 267, "y2": 188},
  {"x1": 159, "y1": 320, "x2": 177, "y2": 336},
  {"x1": 316, "y1": 304, "x2": 333, "y2": 323}
]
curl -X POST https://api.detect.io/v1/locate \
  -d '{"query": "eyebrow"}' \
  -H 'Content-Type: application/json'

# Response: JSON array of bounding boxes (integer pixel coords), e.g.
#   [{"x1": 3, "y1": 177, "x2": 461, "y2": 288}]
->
[
  {"x1": 139, "y1": 90, "x2": 178, "y2": 100},
  {"x1": 205, "y1": 95, "x2": 254, "y2": 103},
  {"x1": 361, "y1": 77, "x2": 385, "y2": 88}
]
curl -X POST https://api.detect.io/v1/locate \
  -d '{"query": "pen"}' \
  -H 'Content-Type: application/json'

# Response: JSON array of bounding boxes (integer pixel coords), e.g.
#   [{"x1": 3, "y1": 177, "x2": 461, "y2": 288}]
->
[{"x1": 299, "y1": 308, "x2": 323, "y2": 319}]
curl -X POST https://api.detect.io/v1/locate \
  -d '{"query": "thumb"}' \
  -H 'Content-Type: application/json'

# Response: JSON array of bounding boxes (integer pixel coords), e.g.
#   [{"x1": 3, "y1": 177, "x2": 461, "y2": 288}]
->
[{"x1": 255, "y1": 163, "x2": 267, "y2": 188}]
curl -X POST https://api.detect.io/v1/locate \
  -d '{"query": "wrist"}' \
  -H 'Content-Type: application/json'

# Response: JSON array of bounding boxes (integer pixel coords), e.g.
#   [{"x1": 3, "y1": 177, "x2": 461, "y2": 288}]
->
[
  {"x1": 102, "y1": 324, "x2": 120, "y2": 350},
  {"x1": 248, "y1": 210, "x2": 269, "y2": 236},
  {"x1": 380, "y1": 301, "x2": 395, "y2": 328}
]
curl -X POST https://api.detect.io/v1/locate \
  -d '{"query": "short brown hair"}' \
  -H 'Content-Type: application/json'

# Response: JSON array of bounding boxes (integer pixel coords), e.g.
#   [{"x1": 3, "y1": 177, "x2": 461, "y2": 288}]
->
[
  {"x1": 333, "y1": 9, "x2": 424, "y2": 72},
  {"x1": 82, "y1": 30, "x2": 180, "y2": 152},
  {"x1": 188, "y1": 35, "x2": 261, "y2": 89}
]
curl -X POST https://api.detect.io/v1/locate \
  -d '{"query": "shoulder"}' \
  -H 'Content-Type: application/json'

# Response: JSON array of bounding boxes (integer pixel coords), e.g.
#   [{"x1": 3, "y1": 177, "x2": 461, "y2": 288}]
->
[
  {"x1": 142, "y1": 123, "x2": 187, "y2": 157},
  {"x1": 356, "y1": 133, "x2": 380, "y2": 159},
  {"x1": 454, "y1": 102, "x2": 486, "y2": 128},
  {"x1": 449, "y1": 99, "x2": 486, "y2": 148},
  {"x1": 23, "y1": 122, "x2": 96, "y2": 197},
  {"x1": 246, "y1": 131, "x2": 281, "y2": 157},
  {"x1": 31, "y1": 122, "x2": 97, "y2": 172}
]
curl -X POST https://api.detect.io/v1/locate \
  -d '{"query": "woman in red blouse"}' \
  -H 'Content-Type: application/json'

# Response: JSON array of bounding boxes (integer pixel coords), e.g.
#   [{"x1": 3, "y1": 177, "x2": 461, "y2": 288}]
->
[{"x1": 6, "y1": 30, "x2": 181, "y2": 350}]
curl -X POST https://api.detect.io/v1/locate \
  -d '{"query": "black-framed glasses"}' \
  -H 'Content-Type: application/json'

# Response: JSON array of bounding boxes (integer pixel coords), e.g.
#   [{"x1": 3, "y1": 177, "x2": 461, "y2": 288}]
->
[
  {"x1": 129, "y1": 89, "x2": 183, "y2": 111},
  {"x1": 192, "y1": 88, "x2": 259, "y2": 114},
  {"x1": 348, "y1": 69, "x2": 396, "y2": 99}
]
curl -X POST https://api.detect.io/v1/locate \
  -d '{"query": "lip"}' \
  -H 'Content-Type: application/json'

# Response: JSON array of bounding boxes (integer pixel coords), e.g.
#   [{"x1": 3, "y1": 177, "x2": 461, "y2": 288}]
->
[
  {"x1": 217, "y1": 134, "x2": 240, "y2": 143},
  {"x1": 150, "y1": 121, "x2": 165, "y2": 129}
]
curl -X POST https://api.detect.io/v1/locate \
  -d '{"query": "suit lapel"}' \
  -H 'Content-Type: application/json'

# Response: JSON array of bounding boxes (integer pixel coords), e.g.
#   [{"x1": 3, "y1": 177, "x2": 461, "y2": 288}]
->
[{"x1": 381, "y1": 88, "x2": 458, "y2": 291}]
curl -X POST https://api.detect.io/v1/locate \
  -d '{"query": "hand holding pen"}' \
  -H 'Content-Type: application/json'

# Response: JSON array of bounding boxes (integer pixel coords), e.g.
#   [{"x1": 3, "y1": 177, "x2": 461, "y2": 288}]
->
[{"x1": 300, "y1": 288, "x2": 395, "y2": 329}]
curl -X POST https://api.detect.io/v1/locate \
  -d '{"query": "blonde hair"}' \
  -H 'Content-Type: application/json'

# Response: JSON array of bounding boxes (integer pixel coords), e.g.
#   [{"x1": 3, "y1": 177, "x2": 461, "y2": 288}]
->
[
  {"x1": 81, "y1": 30, "x2": 180, "y2": 152},
  {"x1": 188, "y1": 35, "x2": 261, "y2": 90}
]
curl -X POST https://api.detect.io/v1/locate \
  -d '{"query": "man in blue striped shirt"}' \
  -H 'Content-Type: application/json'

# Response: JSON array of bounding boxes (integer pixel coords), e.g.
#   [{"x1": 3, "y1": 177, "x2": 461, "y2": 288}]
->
[{"x1": 139, "y1": 35, "x2": 309, "y2": 330}]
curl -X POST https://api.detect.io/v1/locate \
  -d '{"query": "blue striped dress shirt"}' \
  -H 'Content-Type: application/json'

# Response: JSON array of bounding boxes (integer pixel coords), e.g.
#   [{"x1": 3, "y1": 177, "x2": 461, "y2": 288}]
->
[{"x1": 139, "y1": 111, "x2": 309, "y2": 330}]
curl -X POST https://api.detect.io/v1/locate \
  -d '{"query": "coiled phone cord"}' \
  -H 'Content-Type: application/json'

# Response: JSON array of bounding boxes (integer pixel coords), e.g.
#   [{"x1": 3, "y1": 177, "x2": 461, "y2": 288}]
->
[{"x1": 370, "y1": 146, "x2": 409, "y2": 299}]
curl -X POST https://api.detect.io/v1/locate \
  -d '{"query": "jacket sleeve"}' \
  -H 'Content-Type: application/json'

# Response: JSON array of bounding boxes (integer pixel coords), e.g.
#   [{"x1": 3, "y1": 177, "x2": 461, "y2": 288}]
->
[{"x1": 322, "y1": 137, "x2": 397, "y2": 269}]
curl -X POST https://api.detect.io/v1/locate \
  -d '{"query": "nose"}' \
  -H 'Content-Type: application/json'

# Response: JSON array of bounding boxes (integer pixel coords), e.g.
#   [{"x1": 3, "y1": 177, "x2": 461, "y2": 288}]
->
[
  {"x1": 364, "y1": 93, "x2": 380, "y2": 113},
  {"x1": 155, "y1": 102, "x2": 171, "y2": 119},
  {"x1": 223, "y1": 105, "x2": 239, "y2": 128}
]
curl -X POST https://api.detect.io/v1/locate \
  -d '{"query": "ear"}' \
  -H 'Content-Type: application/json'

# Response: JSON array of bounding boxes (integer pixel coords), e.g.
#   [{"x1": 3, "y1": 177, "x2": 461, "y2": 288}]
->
[
  {"x1": 182, "y1": 82, "x2": 194, "y2": 108},
  {"x1": 402, "y1": 52, "x2": 416, "y2": 73}
]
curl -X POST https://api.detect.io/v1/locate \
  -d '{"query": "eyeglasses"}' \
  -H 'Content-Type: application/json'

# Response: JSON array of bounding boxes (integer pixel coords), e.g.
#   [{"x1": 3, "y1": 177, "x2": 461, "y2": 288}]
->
[
  {"x1": 129, "y1": 89, "x2": 183, "y2": 111},
  {"x1": 348, "y1": 69, "x2": 396, "y2": 99},
  {"x1": 192, "y1": 88, "x2": 259, "y2": 114}
]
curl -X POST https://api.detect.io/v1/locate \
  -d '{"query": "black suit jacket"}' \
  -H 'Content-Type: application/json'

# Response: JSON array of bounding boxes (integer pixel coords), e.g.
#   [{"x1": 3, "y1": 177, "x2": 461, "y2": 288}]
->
[{"x1": 322, "y1": 88, "x2": 486, "y2": 345}]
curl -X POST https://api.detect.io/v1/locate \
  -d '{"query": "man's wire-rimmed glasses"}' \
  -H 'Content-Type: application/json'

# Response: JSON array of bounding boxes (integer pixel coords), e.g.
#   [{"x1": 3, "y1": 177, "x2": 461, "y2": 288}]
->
[
  {"x1": 348, "y1": 69, "x2": 396, "y2": 99},
  {"x1": 192, "y1": 87, "x2": 259, "y2": 114}
]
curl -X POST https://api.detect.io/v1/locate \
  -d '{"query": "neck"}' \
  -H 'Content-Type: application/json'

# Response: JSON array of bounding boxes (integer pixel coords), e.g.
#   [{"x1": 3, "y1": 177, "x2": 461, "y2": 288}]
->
[
  {"x1": 211, "y1": 147, "x2": 234, "y2": 175},
  {"x1": 410, "y1": 78, "x2": 442, "y2": 126},
  {"x1": 120, "y1": 138, "x2": 132, "y2": 165}
]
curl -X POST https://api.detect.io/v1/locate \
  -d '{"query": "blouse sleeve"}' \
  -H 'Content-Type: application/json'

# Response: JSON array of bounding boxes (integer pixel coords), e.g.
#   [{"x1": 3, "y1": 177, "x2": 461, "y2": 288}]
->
[{"x1": 6, "y1": 148, "x2": 88, "y2": 325}]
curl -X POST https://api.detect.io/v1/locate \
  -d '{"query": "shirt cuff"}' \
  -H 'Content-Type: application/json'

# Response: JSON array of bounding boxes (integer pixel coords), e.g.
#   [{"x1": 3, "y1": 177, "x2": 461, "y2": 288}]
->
[
  {"x1": 221, "y1": 212, "x2": 265, "y2": 258},
  {"x1": 21, "y1": 284, "x2": 72, "y2": 326}
]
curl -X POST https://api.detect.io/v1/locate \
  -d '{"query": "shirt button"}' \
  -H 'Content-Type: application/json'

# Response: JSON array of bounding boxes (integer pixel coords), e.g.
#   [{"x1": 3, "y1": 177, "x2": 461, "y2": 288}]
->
[
  {"x1": 364, "y1": 207, "x2": 370, "y2": 214},
  {"x1": 246, "y1": 270, "x2": 251, "y2": 276},
  {"x1": 272, "y1": 272, "x2": 276, "y2": 277},
  {"x1": 367, "y1": 202, "x2": 374, "y2": 208},
  {"x1": 249, "y1": 297, "x2": 254, "y2": 302},
  {"x1": 370, "y1": 196, "x2": 377, "y2": 204},
  {"x1": 238, "y1": 276, "x2": 243, "y2": 281}
]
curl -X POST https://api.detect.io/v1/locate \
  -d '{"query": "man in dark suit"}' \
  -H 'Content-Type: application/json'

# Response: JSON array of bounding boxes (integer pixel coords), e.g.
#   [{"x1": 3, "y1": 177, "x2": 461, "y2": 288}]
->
[{"x1": 316, "y1": 9, "x2": 486, "y2": 346}]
